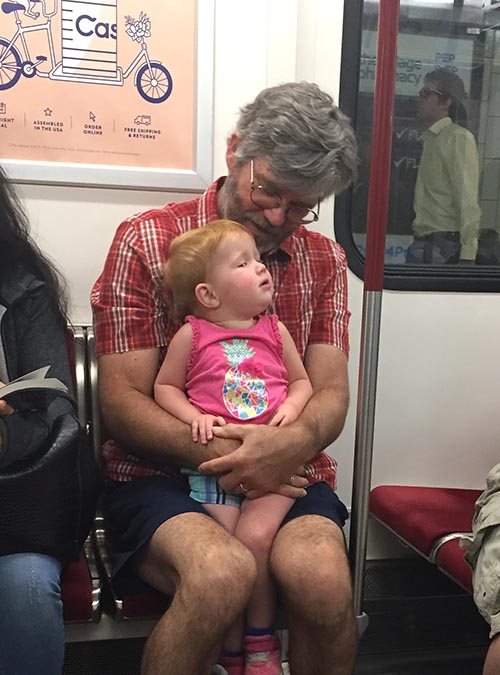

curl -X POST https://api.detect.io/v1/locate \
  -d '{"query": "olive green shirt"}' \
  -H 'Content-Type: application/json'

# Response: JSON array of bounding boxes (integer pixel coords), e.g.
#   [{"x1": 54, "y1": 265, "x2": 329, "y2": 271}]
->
[{"x1": 412, "y1": 117, "x2": 481, "y2": 261}]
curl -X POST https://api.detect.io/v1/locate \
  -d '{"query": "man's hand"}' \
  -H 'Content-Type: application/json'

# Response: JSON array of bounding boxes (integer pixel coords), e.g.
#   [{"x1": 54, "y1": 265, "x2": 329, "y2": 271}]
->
[
  {"x1": 198, "y1": 423, "x2": 308, "y2": 499},
  {"x1": 198, "y1": 345, "x2": 349, "y2": 499}
]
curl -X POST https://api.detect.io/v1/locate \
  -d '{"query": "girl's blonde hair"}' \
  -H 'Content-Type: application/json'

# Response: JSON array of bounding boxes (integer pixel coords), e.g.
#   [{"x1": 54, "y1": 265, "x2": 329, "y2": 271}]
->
[{"x1": 164, "y1": 219, "x2": 250, "y2": 319}]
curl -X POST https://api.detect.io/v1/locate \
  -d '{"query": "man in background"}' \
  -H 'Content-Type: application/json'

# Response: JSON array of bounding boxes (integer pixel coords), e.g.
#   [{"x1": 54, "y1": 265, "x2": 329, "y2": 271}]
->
[{"x1": 406, "y1": 68, "x2": 481, "y2": 265}]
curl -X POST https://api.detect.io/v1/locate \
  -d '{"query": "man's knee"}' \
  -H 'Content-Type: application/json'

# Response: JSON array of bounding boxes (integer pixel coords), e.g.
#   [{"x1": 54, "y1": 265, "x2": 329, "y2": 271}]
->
[
  {"x1": 270, "y1": 517, "x2": 353, "y2": 623},
  {"x1": 180, "y1": 538, "x2": 257, "y2": 629},
  {"x1": 190, "y1": 536, "x2": 257, "y2": 604},
  {"x1": 139, "y1": 518, "x2": 258, "y2": 617}
]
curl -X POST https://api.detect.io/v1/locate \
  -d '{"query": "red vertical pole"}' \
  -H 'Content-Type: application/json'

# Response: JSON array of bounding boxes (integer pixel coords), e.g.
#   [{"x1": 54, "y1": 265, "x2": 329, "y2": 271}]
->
[
  {"x1": 350, "y1": 0, "x2": 401, "y2": 625},
  {"x1": 363, "y1": 0, "x2": 400, "y2": 291}
]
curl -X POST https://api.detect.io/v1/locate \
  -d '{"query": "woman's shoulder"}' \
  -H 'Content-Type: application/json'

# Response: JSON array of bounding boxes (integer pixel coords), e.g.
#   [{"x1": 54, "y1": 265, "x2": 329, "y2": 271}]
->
[{"x1": 0, "y1": 268, "x2": 45, "y2": 307}]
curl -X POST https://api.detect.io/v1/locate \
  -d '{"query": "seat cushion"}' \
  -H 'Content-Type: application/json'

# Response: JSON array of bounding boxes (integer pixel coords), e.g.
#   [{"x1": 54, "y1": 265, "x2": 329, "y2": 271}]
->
[{"x1": 369, "y1": 485, "x2": 482, "y2": 556}]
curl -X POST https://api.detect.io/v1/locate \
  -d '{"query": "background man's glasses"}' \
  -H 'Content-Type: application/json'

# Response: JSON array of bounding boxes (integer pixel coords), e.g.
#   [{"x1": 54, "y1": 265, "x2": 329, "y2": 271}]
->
[
  {"x1": 417, "y1": 86, "x2": 444, "y2": 98},
  {"x1": 249, "y1": 159, "x2": 319, "y2": 224}
]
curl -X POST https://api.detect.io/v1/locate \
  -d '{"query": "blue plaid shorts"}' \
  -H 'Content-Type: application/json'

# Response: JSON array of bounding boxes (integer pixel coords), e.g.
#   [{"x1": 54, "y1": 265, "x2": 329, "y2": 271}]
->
[{"x1": 182, "y1": 469, "x2": 243, "y2": 507}]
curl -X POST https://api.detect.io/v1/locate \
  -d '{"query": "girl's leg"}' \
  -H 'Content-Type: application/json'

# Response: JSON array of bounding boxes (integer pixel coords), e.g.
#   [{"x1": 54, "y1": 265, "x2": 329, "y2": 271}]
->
[
  {"x1": 235, "y1": 494, "x2": 294, "y2": 629},
  {"x1": 235, "y1": 496, "x2": 294, "y2": 674},
  {"x1": 204, "y1": 503, "x2": 240, "y2": 535},
  {"x1": 204, "y1": 504, "x2": 246, "y2": 672},
  {"x1": 189, "y1": 474, "x2": 241, "y2": 537},
  {"x1": 0, "y1": 553, "x2": 64, "y2": 675}
]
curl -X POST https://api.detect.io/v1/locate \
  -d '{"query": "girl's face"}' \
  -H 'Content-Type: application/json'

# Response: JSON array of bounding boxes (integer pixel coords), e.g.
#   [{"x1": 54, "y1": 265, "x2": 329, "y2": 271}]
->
[{"x1": 207, "y1": 232, "x2": 274, "y2": 319}]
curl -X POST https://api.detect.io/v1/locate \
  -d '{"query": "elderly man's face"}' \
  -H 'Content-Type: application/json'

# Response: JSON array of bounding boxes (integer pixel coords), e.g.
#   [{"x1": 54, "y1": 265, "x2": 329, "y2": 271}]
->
[{"x1": 219, "y1": 156, "x2": 319, "y2": 255}]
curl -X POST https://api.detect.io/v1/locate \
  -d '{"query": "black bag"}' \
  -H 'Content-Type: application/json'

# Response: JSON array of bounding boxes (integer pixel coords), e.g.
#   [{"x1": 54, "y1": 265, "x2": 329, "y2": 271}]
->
[{"x1": 0, "y1": 412, "x2": 102, "y2": 560}]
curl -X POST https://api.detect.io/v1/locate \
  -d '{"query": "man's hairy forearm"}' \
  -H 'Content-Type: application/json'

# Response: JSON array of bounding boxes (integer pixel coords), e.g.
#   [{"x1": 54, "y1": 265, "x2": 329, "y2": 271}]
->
[
  {"x1": 101, "y1": 388, "x2": 237, "y2": 468},
  {"x1": 301, "y1": 386, "x2": 349, "y2": 452},
  {"x1": 276, "y1": 386, "x2": 349, "y2": 467}
]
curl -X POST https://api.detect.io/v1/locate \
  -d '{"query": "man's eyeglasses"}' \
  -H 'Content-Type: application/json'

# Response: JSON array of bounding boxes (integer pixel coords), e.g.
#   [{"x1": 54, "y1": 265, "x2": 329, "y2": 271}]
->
[
  {"x1": 249, "y1": 159, "x2": 320, "y2": 225},
  {"x1": 417, "y1": 86, "x2": 444, "y2": 98}
]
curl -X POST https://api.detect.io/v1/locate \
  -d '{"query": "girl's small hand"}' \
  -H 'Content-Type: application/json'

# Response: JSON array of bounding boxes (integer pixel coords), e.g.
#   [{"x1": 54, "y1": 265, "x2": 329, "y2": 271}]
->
[
  {"x1": 268, "y1": 403, "x2": 299, "y2": 427},
  {"x1": 191, "y1": 414, "x2": 226, "y2": 444},
  {"x1": 0, "y1": 382, "x2": 14, "y2": 416}
]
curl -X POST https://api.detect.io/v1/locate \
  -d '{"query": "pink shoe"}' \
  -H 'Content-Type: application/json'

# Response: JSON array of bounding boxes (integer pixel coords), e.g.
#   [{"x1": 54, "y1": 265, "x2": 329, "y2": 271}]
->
[
  {"x1": 218, "y1": 654, "x2": 245, "y2": 675},
  {"x1": 244, "y1": 635, "x2": 282, "y2": 674}
]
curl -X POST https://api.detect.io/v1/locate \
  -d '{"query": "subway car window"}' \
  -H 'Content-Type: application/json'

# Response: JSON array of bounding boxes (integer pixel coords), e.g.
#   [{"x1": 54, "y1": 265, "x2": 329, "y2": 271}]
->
[{"x1": 337, "y1": 0, "x2": 500, "y2": 291}]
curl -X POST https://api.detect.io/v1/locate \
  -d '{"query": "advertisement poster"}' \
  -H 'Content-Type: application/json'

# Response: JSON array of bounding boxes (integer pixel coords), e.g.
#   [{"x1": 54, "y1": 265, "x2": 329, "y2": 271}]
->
[
  {"x1": 359, "y1": 31, "x2": 475, "y2": 97},
  {"x1": 0, "y1": 0, "x2": 213, "y2": 189}
]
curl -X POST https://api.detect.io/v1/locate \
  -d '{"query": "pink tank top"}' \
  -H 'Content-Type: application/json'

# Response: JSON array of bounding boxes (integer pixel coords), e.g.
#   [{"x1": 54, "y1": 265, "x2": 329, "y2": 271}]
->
[{"x1": 185, "y1": 314, "x2": 288, "y2": 424}]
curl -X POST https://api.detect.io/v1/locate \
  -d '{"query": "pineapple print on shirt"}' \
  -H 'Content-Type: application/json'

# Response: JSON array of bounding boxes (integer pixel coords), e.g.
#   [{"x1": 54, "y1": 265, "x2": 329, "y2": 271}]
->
[{"x1": 220, "y1": 339, "x2": 269, "y2": 419}]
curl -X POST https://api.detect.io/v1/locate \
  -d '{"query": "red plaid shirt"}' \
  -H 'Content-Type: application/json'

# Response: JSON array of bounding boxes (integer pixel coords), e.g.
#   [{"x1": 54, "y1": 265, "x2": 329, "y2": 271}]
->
[{"x1": 91, "y1": 179, "x2": 350, "y2": 489}]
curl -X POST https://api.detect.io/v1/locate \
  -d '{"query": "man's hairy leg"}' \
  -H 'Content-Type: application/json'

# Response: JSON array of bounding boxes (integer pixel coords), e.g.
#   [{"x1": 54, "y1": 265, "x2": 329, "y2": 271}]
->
[
  {"x1": 134, "y1": 512, "x2": 257, "y2": 675},
  {"x1": 270, "y1": 516, "x2": 357, "y2": 675}
]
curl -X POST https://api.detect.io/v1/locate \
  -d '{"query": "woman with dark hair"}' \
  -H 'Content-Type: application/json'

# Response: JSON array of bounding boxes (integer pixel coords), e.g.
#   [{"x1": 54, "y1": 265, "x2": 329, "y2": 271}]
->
[{"x1": 0, "y1": 167, "x2": 75, "y2": 674}]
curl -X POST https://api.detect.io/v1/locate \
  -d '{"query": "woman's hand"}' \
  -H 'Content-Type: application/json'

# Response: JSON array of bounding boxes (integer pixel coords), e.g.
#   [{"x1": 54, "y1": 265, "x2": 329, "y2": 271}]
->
[
  {"x1": 0, "y1": 382, "x2": 14, "y2": 416},
  {"x1": 0, "y1": 382, "x2": 13, "y2": 450}
]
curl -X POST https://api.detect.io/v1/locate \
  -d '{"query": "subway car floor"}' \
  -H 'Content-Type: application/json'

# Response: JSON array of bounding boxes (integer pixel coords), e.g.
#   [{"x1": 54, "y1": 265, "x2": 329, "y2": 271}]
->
[
  {"x1": 63, "y1": 559, "x2": 490, "y2": 675},
  {"x1": 353, "y1": 558, "x2": 489, "y2": 674}
]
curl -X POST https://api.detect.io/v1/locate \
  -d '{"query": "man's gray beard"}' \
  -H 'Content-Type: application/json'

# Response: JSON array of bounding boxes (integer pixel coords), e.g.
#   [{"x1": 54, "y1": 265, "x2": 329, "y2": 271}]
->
[
  {"x1": 220, "y1": 175, "x2": 281, "y2": 254},
  {"x1": 219, "y1": 172, "x2": 245, "y2": 222}
]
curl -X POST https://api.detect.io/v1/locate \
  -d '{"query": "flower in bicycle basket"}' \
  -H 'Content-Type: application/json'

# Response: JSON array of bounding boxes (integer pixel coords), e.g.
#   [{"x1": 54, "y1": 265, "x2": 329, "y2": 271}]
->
[{"x1": 125, "y1": 12, "x2": 151, "y2": 43}]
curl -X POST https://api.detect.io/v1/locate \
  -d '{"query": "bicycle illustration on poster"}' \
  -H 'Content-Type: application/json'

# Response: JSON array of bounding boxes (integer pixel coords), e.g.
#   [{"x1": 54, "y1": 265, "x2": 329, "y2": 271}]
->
[{"x1": 0, "y1": 0, "x2": 214, "y2": 190}]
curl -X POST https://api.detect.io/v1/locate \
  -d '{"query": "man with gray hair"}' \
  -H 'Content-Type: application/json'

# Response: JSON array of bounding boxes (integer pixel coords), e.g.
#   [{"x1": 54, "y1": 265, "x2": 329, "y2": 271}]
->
[{"x1": 92, "y1": 81, "x2": 358, "y2": 675}]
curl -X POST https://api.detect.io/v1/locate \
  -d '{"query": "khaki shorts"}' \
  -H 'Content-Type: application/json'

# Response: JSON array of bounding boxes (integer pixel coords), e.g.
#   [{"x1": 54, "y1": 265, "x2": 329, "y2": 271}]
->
[{"x1": 472, "y1": 524, "x2": 500, "y2": 637}]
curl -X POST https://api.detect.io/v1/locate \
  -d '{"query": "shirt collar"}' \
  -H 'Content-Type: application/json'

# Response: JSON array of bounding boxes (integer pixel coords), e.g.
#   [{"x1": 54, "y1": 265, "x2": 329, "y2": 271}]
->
[
  {"x1": 273, "y1": 236, "x2": 294, "y2": 260},
  {"x1": 426, "y1": 116, "x2": 452, "y2": 136},
  {"x1": 197, "y1": 177, "x2": 224, "y2": 225}
]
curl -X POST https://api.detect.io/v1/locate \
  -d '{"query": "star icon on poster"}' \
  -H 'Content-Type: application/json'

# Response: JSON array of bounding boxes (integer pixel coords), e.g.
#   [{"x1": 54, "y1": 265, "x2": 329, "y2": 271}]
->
[{"x1": 44, "y1": 108, "x2": 53, "y2": 116}]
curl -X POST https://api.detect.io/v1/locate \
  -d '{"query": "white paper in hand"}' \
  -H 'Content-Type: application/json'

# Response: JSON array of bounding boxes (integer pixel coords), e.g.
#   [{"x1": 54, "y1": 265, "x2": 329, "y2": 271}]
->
[{"x1": 0, "y1": 366, "x2": 68, "y2": 410}]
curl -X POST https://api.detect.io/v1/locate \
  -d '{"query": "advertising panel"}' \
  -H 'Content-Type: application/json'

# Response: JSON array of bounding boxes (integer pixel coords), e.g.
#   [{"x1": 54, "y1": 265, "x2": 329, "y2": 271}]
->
[{"x1": 0, "y1": 0, "x2": 214, "y2": 189}]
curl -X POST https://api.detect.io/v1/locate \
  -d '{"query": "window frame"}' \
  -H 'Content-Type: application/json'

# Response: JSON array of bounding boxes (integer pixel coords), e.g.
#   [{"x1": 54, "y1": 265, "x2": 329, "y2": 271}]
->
[{"x1": 335, "y1": 0, "x2": 500, "y2": 293}]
